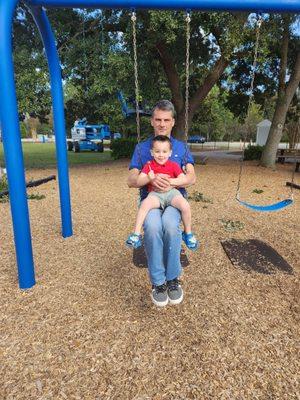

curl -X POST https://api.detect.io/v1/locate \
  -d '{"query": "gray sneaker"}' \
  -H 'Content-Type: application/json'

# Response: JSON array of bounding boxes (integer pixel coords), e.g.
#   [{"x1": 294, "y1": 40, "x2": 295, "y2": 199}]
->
[
  {"x1": 167, "y1": 278, "x2": 183, "y2": 305},
  {"x1": 151, "y1": 283, "x2": 168, "y2": 307}
]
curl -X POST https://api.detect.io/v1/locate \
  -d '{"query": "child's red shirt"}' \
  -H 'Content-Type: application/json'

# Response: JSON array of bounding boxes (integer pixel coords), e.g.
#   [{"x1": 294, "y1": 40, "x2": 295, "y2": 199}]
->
[{"x1": 141, "y1": 159, "x2": 183, "y2": 192}]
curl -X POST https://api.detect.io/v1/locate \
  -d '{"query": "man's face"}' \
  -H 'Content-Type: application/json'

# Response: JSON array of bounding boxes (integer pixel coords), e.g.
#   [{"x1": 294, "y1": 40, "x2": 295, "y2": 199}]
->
[{"x1": 151, "y1": 109, "x2": 175, "y2": 137}]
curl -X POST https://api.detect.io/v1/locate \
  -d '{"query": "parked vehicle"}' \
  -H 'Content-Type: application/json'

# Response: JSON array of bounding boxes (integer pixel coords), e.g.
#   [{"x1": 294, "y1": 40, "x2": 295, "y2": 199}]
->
[
  {"x1": 68, "y1": 118, "x2": 112, "y2": 152},
  {"x1": 187, "y1": 135, "x2": 206, "y2": 144},
  {"x1": 104, "y1": 131, "x2": 122, "y2": 140},
  {"x1": 112, "y1": 132, "x2": 122, "y2": 140}
]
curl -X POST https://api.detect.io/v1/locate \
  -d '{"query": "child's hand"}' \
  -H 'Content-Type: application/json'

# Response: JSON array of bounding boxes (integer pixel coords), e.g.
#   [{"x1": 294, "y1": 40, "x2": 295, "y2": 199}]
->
[{"x1": 148, "y1": 170, "x2": 155, "y2": 181}]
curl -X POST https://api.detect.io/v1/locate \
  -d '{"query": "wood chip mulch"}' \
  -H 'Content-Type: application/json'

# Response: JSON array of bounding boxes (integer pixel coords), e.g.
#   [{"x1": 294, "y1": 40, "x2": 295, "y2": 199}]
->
[{"x1": 0, "y1": 159, "x2": 299, "y2": 399}]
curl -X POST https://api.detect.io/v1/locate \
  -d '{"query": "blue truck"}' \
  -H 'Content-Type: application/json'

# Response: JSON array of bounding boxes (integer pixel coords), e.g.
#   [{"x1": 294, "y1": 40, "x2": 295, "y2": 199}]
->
[{"x1": 67, "y1": 118, "x2": 111, "y2": 152}]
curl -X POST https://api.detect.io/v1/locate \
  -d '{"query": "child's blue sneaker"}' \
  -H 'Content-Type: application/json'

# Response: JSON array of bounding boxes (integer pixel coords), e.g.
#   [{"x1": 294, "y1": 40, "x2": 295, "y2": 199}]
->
[
  {"x1": 126, "y1": 233, "x2": 142, "y2": 249},
  {"x1": 182, "y1": 232, "x2": 199, "y2": 251}
]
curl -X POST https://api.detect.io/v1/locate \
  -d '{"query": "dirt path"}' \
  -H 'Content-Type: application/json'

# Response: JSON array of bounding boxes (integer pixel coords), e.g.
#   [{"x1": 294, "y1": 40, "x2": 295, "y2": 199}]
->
[{"x1": 0, "y1": 160, "x2": 299, "y2": 399}]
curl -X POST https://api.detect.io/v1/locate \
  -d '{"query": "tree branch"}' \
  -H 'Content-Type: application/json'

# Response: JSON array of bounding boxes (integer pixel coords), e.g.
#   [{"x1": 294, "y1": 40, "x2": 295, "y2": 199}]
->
[
  {"x1": 189, "y1": 54, "x2": 230, "y2": 115},
  {"x1": 278, "y1": 16, "x2": 289, "y2": 95},
  {"x1": 285, "y1": 50, "x2": 300, "y2": 104},
  {"x1": 57, "y1": 20, "x2": 126, "y2": 54},
  {"x1": 155, "y1": 40, "x2": 184, "y2": 113}
]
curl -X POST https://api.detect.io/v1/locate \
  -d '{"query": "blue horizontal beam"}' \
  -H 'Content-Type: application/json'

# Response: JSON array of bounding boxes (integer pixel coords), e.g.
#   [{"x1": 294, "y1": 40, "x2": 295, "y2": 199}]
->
[{"x1": 25, "y1": 0, "x2": 300, "y2": 12}]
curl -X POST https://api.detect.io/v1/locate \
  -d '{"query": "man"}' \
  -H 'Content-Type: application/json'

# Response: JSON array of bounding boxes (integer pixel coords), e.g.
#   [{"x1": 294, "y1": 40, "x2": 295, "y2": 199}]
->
[{"x1": 127, "y1": 100, "x2": 196, "y2": 307}]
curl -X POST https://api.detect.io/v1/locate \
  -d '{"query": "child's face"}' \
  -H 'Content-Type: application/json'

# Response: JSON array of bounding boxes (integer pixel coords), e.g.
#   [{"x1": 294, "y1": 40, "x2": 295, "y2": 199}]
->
[{"x1": 151, "y1": 141, "x2": 172, "y2": 165}]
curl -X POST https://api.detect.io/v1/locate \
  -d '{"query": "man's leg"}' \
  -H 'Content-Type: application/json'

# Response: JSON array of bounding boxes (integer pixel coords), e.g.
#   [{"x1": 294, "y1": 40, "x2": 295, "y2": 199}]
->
[
  {"x1": 162, "y1": 206, "x2": 184, "y2": 305},
  {"x1": 162, "y1": 206, "x2": 182, "y2": 281},
  {"x1": 144, "y1": 209, "x2": 169, "y2": 307},
  {"x1": 162, "y1": 206, "x2": 183, "y2": 304},
  {"x1": 143, "y1": 209, "x2": 165, "y2": 286}
]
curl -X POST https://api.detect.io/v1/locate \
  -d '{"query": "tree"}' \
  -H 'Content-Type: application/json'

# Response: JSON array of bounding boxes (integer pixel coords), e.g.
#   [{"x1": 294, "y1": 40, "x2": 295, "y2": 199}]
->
[
  {"x1": 141, "y1": 11, "x2": 250, "y2": 138},
  {"x1": 12, "y1": 8, "x2": 274, "y2": 143},
  {"x1": 242, "y1": 102, "x2": 264, "y2": 142},
  {"x1": 260, "y1": 15, "x2": 300, "y2": 167},
  {"x1": 191, "y1": 85, "x2": 236, "y2": 141},
  {"x1": 284, "y1": 89, "x2": 300, "y2": 149},
  {"x1": 24, "y1": 114, "x2": 40, "y2": 140},
  {"x1": 13, "y1": 7, "x2": 52, "y2": 122}
]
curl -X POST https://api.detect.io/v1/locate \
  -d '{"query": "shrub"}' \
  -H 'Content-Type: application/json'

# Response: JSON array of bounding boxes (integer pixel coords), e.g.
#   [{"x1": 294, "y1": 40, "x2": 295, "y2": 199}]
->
[
  {"x1": 20, "y1": 122, "x2": 28, "y2": 138},
  {"x1": 0, "y1": 174, "x2": 8, "y2": 192},
  {"x1": 110, "y1": 138, "x2": 137, "y2": 160},
  {"x1": 37, "y1": 123, "x2": 51, "y2": 136},
  {"x1": 244, "y1": 145, "x2": 264, "y2": 160}
]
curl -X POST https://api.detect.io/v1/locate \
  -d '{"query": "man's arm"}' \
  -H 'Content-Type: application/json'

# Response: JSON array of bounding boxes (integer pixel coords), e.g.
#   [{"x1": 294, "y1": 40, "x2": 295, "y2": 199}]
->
[
  {"x1": 136, "y1": 172, "x2": 151, "y2": 187},
  {"x1": 127, "y1": 168, "x2": 144, "y2": 188},
  {"x1": 170, "y1": 163, "x2": 196, "y2": 188},
  {"x1": 169, "y1": 173, "x2": 188, "y2": 187}
]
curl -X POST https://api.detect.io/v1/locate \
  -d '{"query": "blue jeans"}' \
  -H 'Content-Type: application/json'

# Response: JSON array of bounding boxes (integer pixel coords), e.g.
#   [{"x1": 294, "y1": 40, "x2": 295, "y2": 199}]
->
[{"x1": 143, "y1": 206, "x2": 182, "y2": 286}]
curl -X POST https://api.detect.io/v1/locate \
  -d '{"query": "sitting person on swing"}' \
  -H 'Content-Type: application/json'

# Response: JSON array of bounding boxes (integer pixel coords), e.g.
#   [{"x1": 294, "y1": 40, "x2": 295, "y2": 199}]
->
[
  {"x1": 126, "y1": 134, "x2": 198, "y2": 250},
  {"x1": 127, "y1": 100, "x2": 198, "y2": 307}
]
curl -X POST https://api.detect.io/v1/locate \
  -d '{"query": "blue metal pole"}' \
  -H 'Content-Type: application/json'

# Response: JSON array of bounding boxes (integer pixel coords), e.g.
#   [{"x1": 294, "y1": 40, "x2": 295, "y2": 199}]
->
[
  {"x1": 0, "y1": 0, "x2": 35, "y2": 289},
  {"x1": 29, "y1": 6, "x2": 73, "y2": 238},
  {"x1": 26, "y1": 0, "x2": 300, "y2": 12}
]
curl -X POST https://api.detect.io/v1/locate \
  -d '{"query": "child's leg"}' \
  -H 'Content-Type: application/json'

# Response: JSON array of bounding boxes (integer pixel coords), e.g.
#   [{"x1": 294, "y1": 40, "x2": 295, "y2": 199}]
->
[
  {"x1": 171, "y1": 195, "x2": 199, "y2": 251},
  {"x1": 170, "y1": 195, "x2": 192, "y2": 233},
  {"x1": 133, "y1": 195, "x2": 161, "y2": 235}
]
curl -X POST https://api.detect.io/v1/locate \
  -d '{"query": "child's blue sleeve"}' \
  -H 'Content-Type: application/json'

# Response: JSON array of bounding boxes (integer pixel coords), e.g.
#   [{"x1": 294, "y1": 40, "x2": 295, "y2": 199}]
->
[{"x1": 129, "y1": 143, "x2": 143, "y2": 170}]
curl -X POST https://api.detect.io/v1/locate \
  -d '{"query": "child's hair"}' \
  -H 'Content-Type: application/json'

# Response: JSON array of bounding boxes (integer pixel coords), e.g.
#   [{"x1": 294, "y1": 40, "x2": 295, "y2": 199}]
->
[{"x1": 152, "y1": 135, "x2": 172, "y2": 149}]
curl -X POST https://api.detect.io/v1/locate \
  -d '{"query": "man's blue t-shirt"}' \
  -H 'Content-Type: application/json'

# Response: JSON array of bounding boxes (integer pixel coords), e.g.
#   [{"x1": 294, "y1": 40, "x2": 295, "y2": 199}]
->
[{"x1": 129, "y1": 136, "x2": 194, "y2": 200}]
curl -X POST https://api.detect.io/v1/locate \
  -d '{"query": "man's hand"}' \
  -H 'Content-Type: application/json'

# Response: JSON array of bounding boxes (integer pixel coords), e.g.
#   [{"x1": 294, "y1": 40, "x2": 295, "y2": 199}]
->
[{"x1": 151, "y1": 173, "x2": 171, "y2": 192}]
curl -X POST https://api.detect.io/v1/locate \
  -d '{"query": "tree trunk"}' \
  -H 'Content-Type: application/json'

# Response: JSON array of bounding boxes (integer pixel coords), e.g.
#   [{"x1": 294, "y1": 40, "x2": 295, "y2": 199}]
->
[
  {"x1": 260, "y1": 17, "x2": 300, "y2": 167},
  {"x1": 31, "y1": 127, "x2": 38, "y2": 141},
  {"x1": 168, "y1": 54, "x2": 229, "y2": 140},
  {"x1": 260, "y1": 103, "x2": 288, "y2": 167},
  {"x1": 173, "y1": 110, "x2": 194, "y2": 139},
  {"x1": 155, "y1": 41, "x2": 184, "y2": 115}
]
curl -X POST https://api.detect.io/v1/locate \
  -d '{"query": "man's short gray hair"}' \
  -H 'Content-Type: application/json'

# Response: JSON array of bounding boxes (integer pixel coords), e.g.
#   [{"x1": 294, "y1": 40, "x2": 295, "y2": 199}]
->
[{"x1": 152, "y1": 100, "x2": 176, "y2": 118}]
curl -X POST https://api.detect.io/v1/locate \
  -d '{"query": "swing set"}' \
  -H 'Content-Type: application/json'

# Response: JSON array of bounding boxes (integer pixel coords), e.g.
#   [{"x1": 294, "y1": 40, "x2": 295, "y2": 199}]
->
[{"x1": 0, "y1": 0, "x2": 299, "y2": 289}]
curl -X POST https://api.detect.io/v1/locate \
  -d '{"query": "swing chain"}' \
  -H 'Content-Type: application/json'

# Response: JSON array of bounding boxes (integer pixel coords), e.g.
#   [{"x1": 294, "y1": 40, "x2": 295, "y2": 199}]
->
[
  {"x1": 236, "y1": 14, "x2": 263, "y2": 200},
  {"x1": 131, "y1": 11, "x2": 141, "y2": 143},
  {"x1": 246, "y1": 15, "x2": 263, "y2": 121},
  {"x1": 183, "y1": 11, "x2": 191, "y2": 169},
  {"x1": 184, "y1": 11, "x2": 191, "y2": 142},
  {"x1": 99, "y1": 10, "x2": 105, "y2": 71},
  {"x1": 82, "y1": 10, "x2": 88, "y2": 95}
]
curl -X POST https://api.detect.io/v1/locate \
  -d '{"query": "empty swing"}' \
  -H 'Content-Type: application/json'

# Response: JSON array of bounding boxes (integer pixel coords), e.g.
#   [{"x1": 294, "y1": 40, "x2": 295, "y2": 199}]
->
[
  {"x1": 117, "y1": 90, "x2": 151, "y2": 119},
  {"x1": 236, "y1": 16, "x2": 295, "y2": 212}
]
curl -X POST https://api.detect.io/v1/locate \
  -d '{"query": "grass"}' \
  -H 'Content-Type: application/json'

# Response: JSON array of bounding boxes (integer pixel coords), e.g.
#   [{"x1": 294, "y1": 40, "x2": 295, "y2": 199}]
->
[
  {"x1": 188, "y1": 190, "x2": 213, "y2": 203},
  {"x1": 0, "y1": 142, "x2": 112, "y2": 169},
  {"x1": 252, "y1": 188, "x2": 264, "y2": 194}
]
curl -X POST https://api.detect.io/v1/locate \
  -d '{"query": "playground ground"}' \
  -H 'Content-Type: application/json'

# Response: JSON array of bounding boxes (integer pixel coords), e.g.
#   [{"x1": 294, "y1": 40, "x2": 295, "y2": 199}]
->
[{"x1": 0, "y1": 157, "x2": 299, "y2": 399}]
